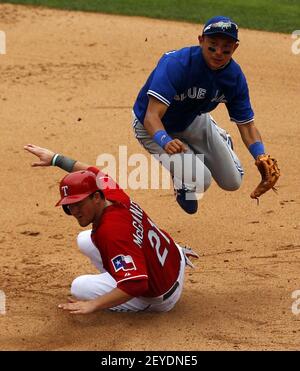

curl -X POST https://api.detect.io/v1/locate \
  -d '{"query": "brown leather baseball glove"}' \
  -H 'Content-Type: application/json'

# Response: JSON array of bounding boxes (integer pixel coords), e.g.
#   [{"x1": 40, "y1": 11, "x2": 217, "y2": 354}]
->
[{"x1": 250, "y1": 154, "x2": 280, "y2": 200}]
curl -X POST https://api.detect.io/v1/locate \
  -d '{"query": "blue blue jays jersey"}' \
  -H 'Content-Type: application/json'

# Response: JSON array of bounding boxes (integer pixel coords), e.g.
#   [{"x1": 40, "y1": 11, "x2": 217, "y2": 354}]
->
[{"x1": 133, "y1": 46, "x2": 254, "y2": 132}]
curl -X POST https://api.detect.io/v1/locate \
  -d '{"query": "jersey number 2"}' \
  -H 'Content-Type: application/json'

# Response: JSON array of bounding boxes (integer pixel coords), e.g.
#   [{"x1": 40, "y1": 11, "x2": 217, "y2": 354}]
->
[{"x1": 147, "y1": 218, "x2": 170, "y2": 266}]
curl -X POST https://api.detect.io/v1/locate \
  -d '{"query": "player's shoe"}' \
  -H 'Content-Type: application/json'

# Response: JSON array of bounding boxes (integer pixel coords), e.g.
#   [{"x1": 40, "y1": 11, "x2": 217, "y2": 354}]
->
[{"x1": 174, "y1": 187, "x2": 198, "y2": 214}]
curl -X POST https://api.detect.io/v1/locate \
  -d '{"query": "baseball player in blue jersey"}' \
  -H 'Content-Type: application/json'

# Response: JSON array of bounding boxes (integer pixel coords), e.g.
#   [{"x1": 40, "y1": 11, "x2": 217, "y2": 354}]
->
[{"x1": 132, "y1": 16, "x2": 280, "y2": 214}]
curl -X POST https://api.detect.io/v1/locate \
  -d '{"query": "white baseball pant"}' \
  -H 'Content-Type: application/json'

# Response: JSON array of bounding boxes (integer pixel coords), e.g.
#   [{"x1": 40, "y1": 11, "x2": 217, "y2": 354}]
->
[{"x1": 70, "y1": 230, "x2": 186, "y2": 312}]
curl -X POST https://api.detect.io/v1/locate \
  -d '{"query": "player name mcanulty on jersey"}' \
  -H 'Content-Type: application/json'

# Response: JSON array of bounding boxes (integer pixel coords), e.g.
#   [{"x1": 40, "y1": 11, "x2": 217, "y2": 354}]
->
[{"x1": 129, "y1": 200, "x2": 144, "y2": 249}]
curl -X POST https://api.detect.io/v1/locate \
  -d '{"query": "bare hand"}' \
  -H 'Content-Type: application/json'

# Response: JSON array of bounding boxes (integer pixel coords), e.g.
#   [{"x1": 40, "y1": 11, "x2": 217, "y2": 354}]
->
[
  {"x1": 58, "y1": 297, "x2": 98, "y2": 315},
  {"x1": 24, "y1": 144, "x2": 55, "y2": 167},
  {"x1": 164, "y1": 139, "x2": 187, "y2": 154}
]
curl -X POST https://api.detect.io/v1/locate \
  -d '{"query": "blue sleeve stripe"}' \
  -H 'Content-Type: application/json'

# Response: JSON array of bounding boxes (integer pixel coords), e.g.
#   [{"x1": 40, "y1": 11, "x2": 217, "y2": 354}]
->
[
  {"x1": 147, "y1": 90, "x2": 170, "y2": 106},
  {"x1": 230, "y1": 116, "x2": 254, "y2": 124}
]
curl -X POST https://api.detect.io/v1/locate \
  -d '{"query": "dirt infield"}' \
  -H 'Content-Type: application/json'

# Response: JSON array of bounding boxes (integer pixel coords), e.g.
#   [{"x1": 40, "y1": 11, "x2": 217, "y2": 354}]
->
[{"x1": 0, "y1": 3, "x2": 299, "y2": 350}]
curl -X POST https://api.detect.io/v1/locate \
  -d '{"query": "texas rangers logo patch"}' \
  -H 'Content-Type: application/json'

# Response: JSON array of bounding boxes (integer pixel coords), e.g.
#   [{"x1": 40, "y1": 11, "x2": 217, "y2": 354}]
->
[{"x1": 111, "y1": 255, "x2": 136, "y2": 272}]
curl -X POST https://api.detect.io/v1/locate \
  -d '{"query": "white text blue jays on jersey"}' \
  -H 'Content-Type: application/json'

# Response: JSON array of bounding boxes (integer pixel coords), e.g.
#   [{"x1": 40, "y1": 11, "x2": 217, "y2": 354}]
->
[{"x1": 133, "y1": 46, "x2": 254, "y2": 131}]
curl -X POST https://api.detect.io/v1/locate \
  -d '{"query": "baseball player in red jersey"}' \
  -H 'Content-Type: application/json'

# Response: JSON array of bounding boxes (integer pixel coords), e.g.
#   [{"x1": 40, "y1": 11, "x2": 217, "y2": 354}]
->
[{"x1": 24, "y1": 144, "x2": 198, "y2": 314}]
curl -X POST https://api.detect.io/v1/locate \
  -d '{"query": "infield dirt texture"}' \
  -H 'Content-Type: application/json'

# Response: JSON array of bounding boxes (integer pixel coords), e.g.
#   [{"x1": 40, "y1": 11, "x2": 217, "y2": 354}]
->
[{"x1": 0, "y1": 3, "x2": 299, "y2": 350}]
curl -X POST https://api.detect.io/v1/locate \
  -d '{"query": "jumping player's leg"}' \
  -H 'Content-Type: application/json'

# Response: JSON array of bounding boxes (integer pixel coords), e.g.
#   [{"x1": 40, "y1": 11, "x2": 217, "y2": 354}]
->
[
  {"x1": 132, "y1": 115, "x2": 212, "y2": 194},
  {"x1": 179, "y1": 114, "x2": 243, "y2": 191}
]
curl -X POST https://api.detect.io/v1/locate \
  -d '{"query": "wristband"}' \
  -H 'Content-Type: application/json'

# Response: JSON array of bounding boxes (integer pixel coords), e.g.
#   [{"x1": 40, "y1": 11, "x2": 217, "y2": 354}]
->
[
  {"x1": 153, "y1": 130, "x2": 173, "y2": 149},
  {"x1": 52, "y1": 154, "x2": 76, "y2": 172},
  {"x1": 51, "y1": 153, "x2": 60, "y2": 166},
  {"x1": 249, "y1": 141, "x2": 265, "y2": 159}
]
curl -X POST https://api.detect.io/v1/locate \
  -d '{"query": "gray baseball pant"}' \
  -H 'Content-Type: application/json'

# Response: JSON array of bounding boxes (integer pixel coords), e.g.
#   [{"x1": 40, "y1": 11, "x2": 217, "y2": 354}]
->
[{"x1": 132, "y1": 112, "x2": 244, "y2": 193}]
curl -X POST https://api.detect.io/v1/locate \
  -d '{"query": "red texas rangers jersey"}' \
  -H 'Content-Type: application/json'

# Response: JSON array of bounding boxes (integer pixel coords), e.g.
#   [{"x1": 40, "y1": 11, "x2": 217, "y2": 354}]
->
[{"x1": 88, "y1": 167, "x2": 181, "y2": 298}]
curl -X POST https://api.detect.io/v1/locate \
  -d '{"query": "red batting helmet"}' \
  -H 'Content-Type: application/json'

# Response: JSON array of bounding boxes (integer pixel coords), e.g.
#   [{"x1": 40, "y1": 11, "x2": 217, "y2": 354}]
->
[{"x1": 56, "y1": 171, "x2": 100, "y2": 214}]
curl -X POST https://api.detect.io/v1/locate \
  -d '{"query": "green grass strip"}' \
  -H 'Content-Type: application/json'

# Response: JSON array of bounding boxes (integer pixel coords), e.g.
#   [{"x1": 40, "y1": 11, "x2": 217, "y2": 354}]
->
[{"x1": 1, "y1": 0, "x2": 299, "y2": 33}]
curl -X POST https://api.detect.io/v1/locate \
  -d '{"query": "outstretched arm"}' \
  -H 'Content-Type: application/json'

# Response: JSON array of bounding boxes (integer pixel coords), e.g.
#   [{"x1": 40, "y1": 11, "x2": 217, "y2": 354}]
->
[
  {"x1": 236, "y1": 122, "x2": 280, "y2": 199},
  {"x1": 24, "y1": 144, "x2": 90, "y2": 173}
]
